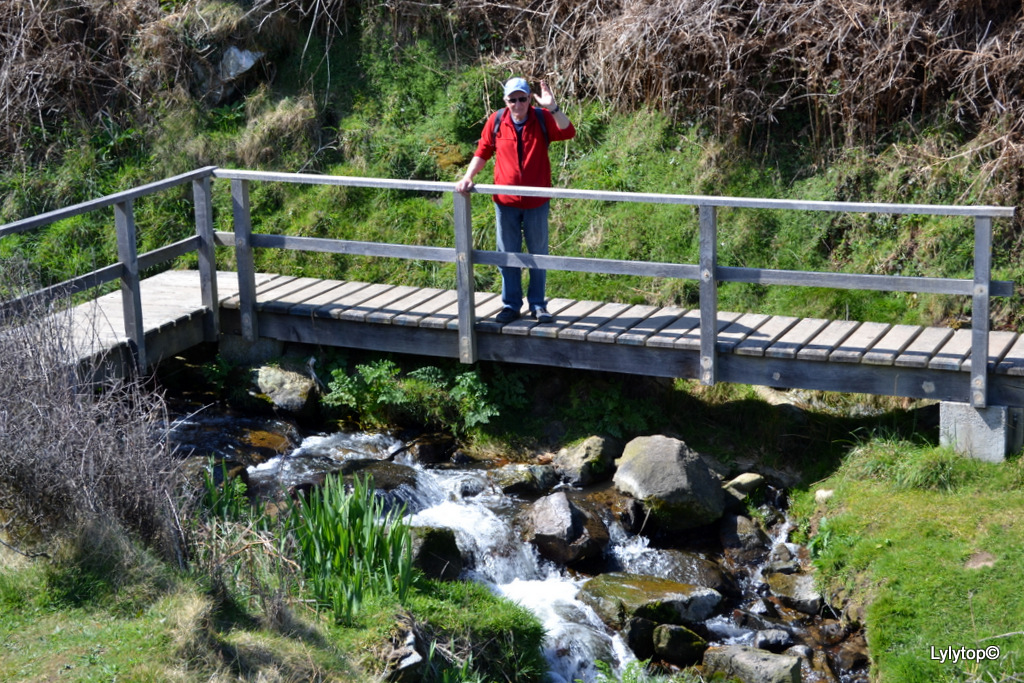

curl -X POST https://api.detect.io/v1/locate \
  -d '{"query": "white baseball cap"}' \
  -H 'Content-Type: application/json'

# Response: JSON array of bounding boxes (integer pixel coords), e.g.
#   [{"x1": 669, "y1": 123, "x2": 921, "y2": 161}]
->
[{"x1": 503, "y1": 77, "x2": 531, "y2": 97}]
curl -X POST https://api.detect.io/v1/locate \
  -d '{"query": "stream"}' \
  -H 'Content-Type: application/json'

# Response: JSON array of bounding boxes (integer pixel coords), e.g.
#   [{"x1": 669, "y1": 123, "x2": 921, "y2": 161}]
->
[{"x1": 167, "y1": 407, "x2": 870, "y2": 683}]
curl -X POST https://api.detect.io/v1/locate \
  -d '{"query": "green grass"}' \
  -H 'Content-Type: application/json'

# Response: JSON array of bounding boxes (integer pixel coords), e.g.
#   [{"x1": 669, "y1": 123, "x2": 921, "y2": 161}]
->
[{"x1": 790, "y1": 441, "x2": 1024, "y2": 682}]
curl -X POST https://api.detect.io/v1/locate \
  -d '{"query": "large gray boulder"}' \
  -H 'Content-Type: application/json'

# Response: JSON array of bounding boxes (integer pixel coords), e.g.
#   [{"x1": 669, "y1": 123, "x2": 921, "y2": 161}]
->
[
  {"x1": 577, "y1": 572, "x2": 721, "y2": 629},
  {"x1": 521, "y1": 491, "x2": 609, "y2": 566},
  {"x1": 552, "y1": 436, "x2": 618, "y2": 486},
  {"x1": 702, "y1": 645, "x2": 801, "y2": 683},
  {"x1": 612, "y1": 435, "x2": 725, "y2": 531}
]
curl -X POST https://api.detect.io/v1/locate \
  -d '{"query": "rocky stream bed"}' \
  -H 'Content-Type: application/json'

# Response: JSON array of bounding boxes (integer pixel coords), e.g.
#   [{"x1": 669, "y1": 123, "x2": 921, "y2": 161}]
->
[{"x1": 167, "y1": 398, "x2": 871, "y2": 683}]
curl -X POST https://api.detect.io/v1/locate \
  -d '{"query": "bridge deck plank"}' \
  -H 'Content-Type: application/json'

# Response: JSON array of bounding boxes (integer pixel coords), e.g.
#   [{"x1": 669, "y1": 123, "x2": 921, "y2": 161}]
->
[
  {"x1": 588, "y1": 304, "x2": 663, "y2": 344},
  {"x1": 257, "y1": 277, "x2": 339, "y2": 313},
  {"x1": 392, "y1": 290, "x2": 458, "y2": 326},
  {"x1": 339, "y1": 285, "x2": 422, "y2": 323},
  {"x1": 732, "y1": 315, "x2": 799, "y2": 357},
  {"x1": 717, "y1": 313, "x2": 771, "y2": 353},
  {"x1": 861, "y1": 324, "x2": 922, "y2": 366},
  {"x1": 646, "y1": 309, "x2": 702, "y2": 348},
  {"x1": 894, "y1": 327, "x2": 953, "y2": 368},
  {"x1": 997, "y1": 335, "x2": 1024, "y2": 375},
  {"x1": 830, "y1": 322, "x2": 892, "y2": 363},
  {"x1": 962, "y1": 330, "x2": 1018, "y2": 372},
  {"x1": 560, "y1": 302, "x2": 633, "y2": 341},
  {"x1": 499, "y1": 298, "x2": 575, "y2": 336},
  {"x1": 928, "y1": 329, "x2": 972, "y2": 371},
  {"x1": 798, "y1": 320, "x2": 861, "y2": 361},
  {"x1": 616, "y1": 306, "x2": 689, "y2": 346},
  {"x1": 765, "y1": 318, "x2": 830, "y2": 359},
  {"x1": 287, "y1": 280, "x2": 370, "y2": 317},
  {"x1": 676, "y1": 311, "x2": 742, "y2": 350},
  {"x1": 529, "y1": 300, "x2": 604, "y2": 339},
  {"x1": 366, "y1": 287, "x2": 448, "y2": 324}
]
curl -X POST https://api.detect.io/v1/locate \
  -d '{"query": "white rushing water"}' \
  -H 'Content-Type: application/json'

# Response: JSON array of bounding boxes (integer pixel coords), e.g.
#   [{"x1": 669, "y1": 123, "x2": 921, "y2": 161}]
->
[
  {"x1": 241, "y1": 431, "x2": 634, "y2": 683},
  {"x1": 407, "y1": 466, "x2": 634, "y2": 683}
]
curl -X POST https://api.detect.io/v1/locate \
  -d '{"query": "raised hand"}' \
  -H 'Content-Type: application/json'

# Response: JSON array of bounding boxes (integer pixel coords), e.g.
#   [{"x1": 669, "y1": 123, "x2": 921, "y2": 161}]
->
[{"x1": 533, "y1": 80, "x2": 557, "y2": 110}]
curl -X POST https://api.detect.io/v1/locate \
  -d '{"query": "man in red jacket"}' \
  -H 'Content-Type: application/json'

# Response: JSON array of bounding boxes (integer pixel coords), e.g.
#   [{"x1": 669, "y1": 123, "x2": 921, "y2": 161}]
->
[{"x1": 455, "y1": 76, "x2": 576, "y2": 324}]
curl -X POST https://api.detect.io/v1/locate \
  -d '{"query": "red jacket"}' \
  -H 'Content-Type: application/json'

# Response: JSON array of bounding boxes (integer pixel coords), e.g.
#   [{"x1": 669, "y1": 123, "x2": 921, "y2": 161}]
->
[{"x1": 472, "y1": 107, "x2": 576, "y2": 209}]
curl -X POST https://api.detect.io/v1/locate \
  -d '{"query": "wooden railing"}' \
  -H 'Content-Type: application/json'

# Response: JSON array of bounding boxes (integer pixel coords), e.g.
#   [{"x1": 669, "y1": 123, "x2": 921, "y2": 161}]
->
[{"x1": 0, "y1": 167, "x2": 1015, "y2": 407}]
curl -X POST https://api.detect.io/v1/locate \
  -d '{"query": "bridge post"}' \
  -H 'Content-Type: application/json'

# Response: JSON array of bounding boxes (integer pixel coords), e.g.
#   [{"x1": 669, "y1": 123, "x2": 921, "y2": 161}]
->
[
  {"x1": 699, "y1": 204, "x2": 718, "y2": 385},
  {"x1": 970, "y1": 215, "x2": 992, "y2": 408},
  {"x1": 114, "y1": 199, "x2": 146, "y2": 371},
  {"x1": 231, "y1": 179, "x2": 259, "y2": 343},
  {"x1": 193, "y1": 175, "x2": 219, "y2": 342},
  {"x1": 453, "y1": 191, "x2": 477, "y2": 363}
]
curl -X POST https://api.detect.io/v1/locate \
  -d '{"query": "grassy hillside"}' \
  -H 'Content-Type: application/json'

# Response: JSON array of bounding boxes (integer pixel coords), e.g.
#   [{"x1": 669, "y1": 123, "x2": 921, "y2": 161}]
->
[{"x1": 2, "y1": 2, "x2": 1024, "y2": 682}]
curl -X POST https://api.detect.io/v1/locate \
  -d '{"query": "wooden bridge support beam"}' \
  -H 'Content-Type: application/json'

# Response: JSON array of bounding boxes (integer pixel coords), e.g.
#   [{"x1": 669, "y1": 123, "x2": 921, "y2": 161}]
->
[
  {"x1": 231, "y1": 179, "x2": 259, "y2": 343},
  {"x1": 193, "y1": 176, "x2": 219, "y2": 342},
  {"x1": 699, "y1": 205, "x2": 718, "y2": 385},
  {"x1": 453, "y1": 191, "x2": 477, "y2": 363},
  {"x1": 114, "y1": 199, "x2": 145, "y2": 370},
  {"x1": 971, "y1": 216, "x2": 992, "y2": 408}
]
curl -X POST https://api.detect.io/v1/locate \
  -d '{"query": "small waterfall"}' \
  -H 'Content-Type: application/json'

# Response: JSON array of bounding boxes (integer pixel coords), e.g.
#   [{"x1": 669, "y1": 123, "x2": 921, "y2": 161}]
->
[{"x1": 169, "y1": 412, "x2": 868, "y2": 683}]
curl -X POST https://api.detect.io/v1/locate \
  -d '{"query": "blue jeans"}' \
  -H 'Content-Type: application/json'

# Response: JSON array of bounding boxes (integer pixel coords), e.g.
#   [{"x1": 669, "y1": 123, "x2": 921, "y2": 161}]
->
[{"x1": 494, "y1": 202, "x2": 549, "y2": 310}]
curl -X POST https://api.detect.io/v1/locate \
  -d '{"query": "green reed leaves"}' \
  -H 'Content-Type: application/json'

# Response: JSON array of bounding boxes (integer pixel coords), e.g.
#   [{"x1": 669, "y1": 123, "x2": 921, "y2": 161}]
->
[{"x1": 289, "y1": 474, "x2": 414, "y2": 625}]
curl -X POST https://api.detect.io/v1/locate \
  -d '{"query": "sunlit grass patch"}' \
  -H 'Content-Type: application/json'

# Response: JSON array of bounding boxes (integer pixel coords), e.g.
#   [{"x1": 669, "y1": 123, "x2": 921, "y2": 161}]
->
[{"x1": 791, "y1": 439, "x2": 1024, "y2": 682}]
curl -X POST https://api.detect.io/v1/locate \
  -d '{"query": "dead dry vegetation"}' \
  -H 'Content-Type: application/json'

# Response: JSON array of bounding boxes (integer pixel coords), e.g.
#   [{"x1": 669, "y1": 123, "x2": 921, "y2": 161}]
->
[{"x1": 4, "y1": 0, "x2": 1024, "y2": 164}]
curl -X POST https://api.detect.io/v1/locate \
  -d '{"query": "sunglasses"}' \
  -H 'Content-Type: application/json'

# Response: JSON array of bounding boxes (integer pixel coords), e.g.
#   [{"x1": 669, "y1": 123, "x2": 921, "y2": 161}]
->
[{"x1": 506, "y1": 96, "x2": 529, "y2": 103}]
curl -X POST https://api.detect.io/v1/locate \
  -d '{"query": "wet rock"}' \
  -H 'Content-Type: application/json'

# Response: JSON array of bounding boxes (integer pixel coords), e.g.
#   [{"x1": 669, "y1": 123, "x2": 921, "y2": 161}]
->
[
  {"x1": 255, "y1": 365, "x2": 318, "y2": 418},
  {"x1": 765, "y1": 543, "x2": 802, "y2": 575},
  {"x1": 611, "y1": 548, "x2": 738, "y2": 597},
  {"x1": 753, "y1": 628, "x2": 793, "y2": 653},
  {"x1": 653, "y1": 623, "x2": 707, "y2": 666},
  {"x1": 622, "y1": 617, "x2": 656, "y2": 660},
  {"x1": 613, "y1": 435, "x2": 725, "y2": 532},
  {"x1": 811, "y1": 650, "x2": 839, "y2": 682},
  {"x1": 831, "y1": 632, "x2": 870, "y2": 673},
  {"x1": 490, "y1": 463, "x2": 558, "y2": 495},
  {"x1": 410, "y1": 526, "x2": 463, "y2": 581},
  {"x1": 384, "y1": 612, "x2": 427, "y2": 683},
  {"x1": 720, "y1": 514, "x2": 771, "y2": 553},
  {"x1": 521, "y1": 491, "x2": 610, "y2": 566},
  {"x1": 807, "y1": 618, "x2": 847, "y2": 647},
  {"x1": 766, "y1": 571, "x2": 823, "y2": 615},
  {"x1": 403, "y1": 434, "x2": 456, "y2": 464},
  {"x1": 784, "y1": 644, "x2": 813, "y2": 660},
  {"x1": 702, "y1": 645, "x2": 801, "y2": 683},
  {"x1": 553, "y1": 435, "x2": 618, "y2": 486},
  {"x1": 723, "y1": 472, "x2": 766, "y2": 510},
  {"x1": 577, "y1": 572, "x2": 721, "y2": 628}
]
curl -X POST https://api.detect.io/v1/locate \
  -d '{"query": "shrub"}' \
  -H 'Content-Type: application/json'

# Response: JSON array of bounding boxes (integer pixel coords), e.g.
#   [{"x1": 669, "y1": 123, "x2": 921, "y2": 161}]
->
[
  {"x1": 324, "y1": 359, "x2": 498, "y2": 437},
  {"x1": 0, "y1": 260, "x2": 185, "y2": 565}
]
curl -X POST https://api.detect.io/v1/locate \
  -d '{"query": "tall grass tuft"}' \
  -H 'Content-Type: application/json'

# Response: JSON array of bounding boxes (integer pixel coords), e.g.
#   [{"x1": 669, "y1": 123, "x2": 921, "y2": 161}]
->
[{"x1": 289, "y1": 474, "x2": 414, "y2": 625}]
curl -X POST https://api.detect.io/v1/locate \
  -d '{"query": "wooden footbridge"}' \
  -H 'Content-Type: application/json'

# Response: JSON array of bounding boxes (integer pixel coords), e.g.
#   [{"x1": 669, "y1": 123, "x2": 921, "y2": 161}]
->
[{"x1": 2, "y1": 167, "x2": 1023, "y2": 426}]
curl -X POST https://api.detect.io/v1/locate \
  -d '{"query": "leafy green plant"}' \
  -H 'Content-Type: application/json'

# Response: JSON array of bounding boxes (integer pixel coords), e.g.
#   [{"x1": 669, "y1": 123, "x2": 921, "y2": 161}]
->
[
  {"x1": 288, "y1": 474, "x2": 414, "y2": 625},
  {"x1": 323, "y1": 359, "x2": 498, "y2": 437},
  {"x1": 200, "y1": 459, "x2": 255, "y2": 522}
]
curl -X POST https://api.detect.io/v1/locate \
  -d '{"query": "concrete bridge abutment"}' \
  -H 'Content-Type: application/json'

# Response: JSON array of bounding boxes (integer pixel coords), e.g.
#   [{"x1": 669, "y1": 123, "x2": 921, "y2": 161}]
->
[{"x1": 940, "y1": 402, "x2": 1024, "y2": 462}]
